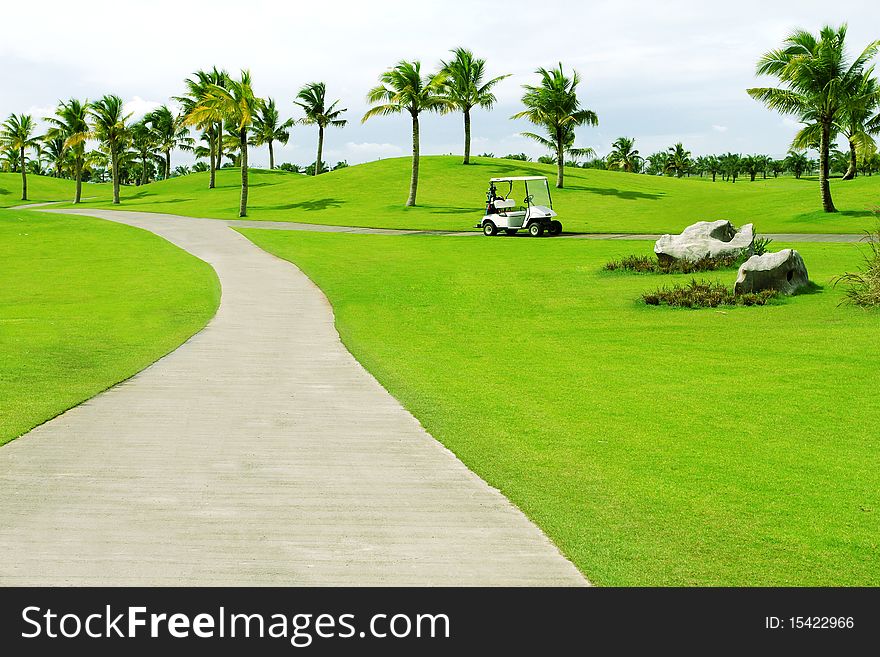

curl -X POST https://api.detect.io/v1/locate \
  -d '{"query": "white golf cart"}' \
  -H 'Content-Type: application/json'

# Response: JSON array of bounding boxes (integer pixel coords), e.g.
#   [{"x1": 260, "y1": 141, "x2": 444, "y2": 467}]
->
[{"x1": 477, "y1": 176, "x2": 562, "y2": 236}]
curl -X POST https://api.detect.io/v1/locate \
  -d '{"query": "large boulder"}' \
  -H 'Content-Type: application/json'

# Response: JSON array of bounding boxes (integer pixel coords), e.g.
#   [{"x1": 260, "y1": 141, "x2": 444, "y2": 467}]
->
[
  {"x1": 654, "y1": 220, "x2": 754, "y2": 263},
  {"x1": 734, "y1": 249, "x2": 809, "y2": 295}
]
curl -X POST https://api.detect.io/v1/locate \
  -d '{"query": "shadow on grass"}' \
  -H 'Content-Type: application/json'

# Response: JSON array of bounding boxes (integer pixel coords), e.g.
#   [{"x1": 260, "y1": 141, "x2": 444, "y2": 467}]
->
[
  {"x1": 793, "y1": 281, "x2": 824, "y2": 296},
  {"x1": 0, "y1": 188, "x2": 10, "y2": 195},
  {"x1": 790, "y1": 209, "x2": 876, "y2": 223},
  {"x1": 252, "y1": 198, "x2": 345, "y2": 211},
  {"x1": 419, "y1": 204, "x2": 482, "y2": 215},
  {"x1": 565, "y1": 185, "x2": 663, "y2": 201}
]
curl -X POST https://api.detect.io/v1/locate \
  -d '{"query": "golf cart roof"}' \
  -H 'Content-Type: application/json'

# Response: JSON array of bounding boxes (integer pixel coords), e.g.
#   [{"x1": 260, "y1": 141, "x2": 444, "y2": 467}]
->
[{"x1": 490, "y1": 176, "x2": 548, "y2": 182}]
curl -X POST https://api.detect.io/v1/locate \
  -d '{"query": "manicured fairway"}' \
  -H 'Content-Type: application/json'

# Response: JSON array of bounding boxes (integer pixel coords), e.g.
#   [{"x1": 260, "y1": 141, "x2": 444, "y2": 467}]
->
[
  {"x1": 0, "y1": 210, "x2": 219, "y2": 445},
  {"x1": 240, "y1": 229, "x2": 880, "y2": 586},
  {"x1": 0, "y1": 172, "x2": 109, "y2": 208},
  {"x1": 56, "y1": 156, "x2": 880, "y2": 234}
]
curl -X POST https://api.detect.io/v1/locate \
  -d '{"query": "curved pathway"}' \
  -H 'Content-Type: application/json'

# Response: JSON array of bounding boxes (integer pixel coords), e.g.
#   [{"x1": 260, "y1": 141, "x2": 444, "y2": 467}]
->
[{"x1": 0, "y1": 209, "x2": 586, "y2": 586}]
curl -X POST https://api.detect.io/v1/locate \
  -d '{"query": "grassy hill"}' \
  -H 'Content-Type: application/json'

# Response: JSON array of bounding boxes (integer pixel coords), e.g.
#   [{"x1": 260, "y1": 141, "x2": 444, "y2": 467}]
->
[
  {"x1": 47, "y1": 156, "x2": 880, "y2": 234},
  {"x1": 0, "y1": 173, "x2": 110, "y2": 208}
]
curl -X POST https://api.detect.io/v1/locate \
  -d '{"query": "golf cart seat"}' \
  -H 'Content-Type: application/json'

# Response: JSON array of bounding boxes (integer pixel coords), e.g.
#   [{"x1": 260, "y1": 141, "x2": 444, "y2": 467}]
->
[{"x1": 493, "y1": 198, "x2": 516, "y2": 211}]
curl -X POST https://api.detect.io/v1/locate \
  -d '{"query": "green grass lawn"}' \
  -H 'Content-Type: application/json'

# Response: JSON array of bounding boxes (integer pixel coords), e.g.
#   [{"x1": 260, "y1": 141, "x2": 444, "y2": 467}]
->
[
  {"x1": 0, "y1": 172, "x2": 110, "y2": 208},
  {"x1": 240, "y1": 228, "x2": 880, "y2": 586},
  {"x1": 51, "y1": 156, "x2": 880, "y2": 234},
  {"x1": 0, "y1": 209, "x2": 219, "y2": 445}
]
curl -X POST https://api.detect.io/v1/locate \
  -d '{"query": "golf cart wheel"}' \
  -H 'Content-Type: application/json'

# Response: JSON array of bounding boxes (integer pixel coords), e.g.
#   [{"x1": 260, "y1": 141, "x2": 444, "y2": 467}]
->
[
  {"x1": 504, "y1": 229, "x2": 519, "y2": 236},
  {"x1": 528, "y1": 222, "x2": 544, "y2": 237},
  {"x1": 482, "y1": 221, "x2": 498, "y2": 236},
  {"x1": 548, "y1": 220, "x2": 562, "y2": 236}
]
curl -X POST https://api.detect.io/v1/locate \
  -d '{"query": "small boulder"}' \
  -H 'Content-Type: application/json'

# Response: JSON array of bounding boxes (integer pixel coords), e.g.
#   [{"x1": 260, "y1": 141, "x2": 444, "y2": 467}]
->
[
  {"x1": 734, "y1": 249, "x2": 809, "y2": 295},
  {"x1": 654, "y1": 220, "x2": 754, "y2": 263}
]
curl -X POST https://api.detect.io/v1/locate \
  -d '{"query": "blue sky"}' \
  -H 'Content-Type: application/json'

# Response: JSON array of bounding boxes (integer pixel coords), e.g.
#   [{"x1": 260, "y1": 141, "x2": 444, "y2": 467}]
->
[{"x1": 1, "y1": 0, "x2": 877, "y2": 167}]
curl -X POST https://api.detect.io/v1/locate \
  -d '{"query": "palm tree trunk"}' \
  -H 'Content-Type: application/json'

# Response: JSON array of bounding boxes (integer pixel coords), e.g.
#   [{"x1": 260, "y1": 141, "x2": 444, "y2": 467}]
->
[
  {"x1": 315, "y1": 126, "x2": 324, "y2": 176},
  {"x1": 239, "y1": 128, "x2": 249, "y2": 217},
  {"x1": 842, "y1": 138, "x2": 857, "y2": 181},
  {"x1": 407, "y1": 113, "x2": 419, "y2": 206},
  {"x1": 209, "y1": 128, "x2": 217, "y2": 189},
  {"x1": 819, "y1": 121, "x2": 836, "y2": 212},
  {"x1": 556, "y1": 132, "x2": 564, "y2": 189},
  {"x1": 269, "y1": 140, "x2": 275, "y2": 170},
  {"x1": 20, "y1": 147, "x2": 27, "y2": 201},
  {"x1": 712, "y1": 172, "x2": 716, "y2": 182},
  {"x1": 74, "y1": 158, "x2": 82, "y2": 203},
  {"x1": 216, "y1": 121, "x2": 223, "y2": 170},
  {"x1": 463, "y1": 108, "x2": 471, "y2": 165},
  {"x1": 112, "y1": 148, "x2": 120, "y2": 204},
  {"x1": 141, "y1": 155, "x2": 147, "y2": 186}
]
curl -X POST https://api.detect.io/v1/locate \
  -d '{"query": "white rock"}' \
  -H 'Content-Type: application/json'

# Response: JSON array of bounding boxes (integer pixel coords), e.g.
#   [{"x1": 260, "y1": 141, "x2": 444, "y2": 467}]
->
[
  {"x1": 654, "y1": 220, "x2": 755, "y2": 263},
  {"x1": 734, "y1": 249, "x2": 809, "y2": 295}
]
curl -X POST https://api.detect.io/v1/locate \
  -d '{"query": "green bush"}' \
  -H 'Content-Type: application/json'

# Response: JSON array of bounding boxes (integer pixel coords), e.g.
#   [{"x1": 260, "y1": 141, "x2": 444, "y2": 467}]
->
[
  {"x1": 834, "y1": 225, "x2": 880, "y2": 307},
  {"x1": 752, "y1": 236, "x2": 774, "y2": 256},
  {"x1": 642, "y1": 279, "x2": 778, "y2": 308},
  {"x1": 606, "y1": 235, "x2": 773, "y2": 274},
  {"x1": 604, "y1": 253, "x2": 743, "y2": 274}
]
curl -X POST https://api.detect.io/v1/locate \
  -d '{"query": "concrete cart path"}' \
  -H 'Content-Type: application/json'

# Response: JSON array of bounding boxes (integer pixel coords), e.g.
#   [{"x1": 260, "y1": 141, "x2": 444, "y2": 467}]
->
[
  {"x1": 223, "y1": 218, "x2": 867, "y2": 242},
  {"x1": 0, "y1": 208, "x2": 587, "y2": 586},
  {"x1": 8, "y1": 204, "x2": 865, "y2": 242}
]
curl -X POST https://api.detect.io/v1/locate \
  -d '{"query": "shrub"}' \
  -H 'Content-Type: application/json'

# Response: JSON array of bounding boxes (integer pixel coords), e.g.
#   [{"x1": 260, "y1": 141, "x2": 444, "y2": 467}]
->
[
  {"x1": 834, "y1": 226, "x2": 880, "y2": 307},
  {"x1": 752, "y1": 236, "x2": 774, "y2": 256},
  {"x1": 642, "y1": 279, "x2": 778, "y2": 308},
  {"x1": 605, "y1": 235, "x2": 772, "y2": 274},
  {"x1": 604, "y1": 253, "x2": 743, "y2": 274},
  {"x1": 502, "y1": 153, "x2": 531, "y2": 161}
]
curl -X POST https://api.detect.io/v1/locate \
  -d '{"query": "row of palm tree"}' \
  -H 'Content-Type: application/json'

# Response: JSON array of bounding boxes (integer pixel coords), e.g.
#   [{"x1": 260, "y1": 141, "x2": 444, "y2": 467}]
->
[
  {"x1": 7, "y1": 29, "x2": 875, "y2": 213},
  {"x1": 2, "y1": 49, "x2": 600, "y2": 210},
  {"x1": 361, "y1": 55, "x2": 596, "y2": 205},
  {"x1": 601, "y1": 130, "x2": 880, "y2": 181}
]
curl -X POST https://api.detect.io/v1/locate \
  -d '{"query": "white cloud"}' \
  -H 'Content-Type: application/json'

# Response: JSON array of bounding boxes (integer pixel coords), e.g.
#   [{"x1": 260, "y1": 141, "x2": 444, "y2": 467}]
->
[
  {"x1": 123, "y1": 96, "x2": 162, "y2": 120},
  {"x1": 712, "y1": 125, "x2": 729, "y2": 132},
  {"x1": 0, "y1": 0, "x2": 872, "y2": 161}
]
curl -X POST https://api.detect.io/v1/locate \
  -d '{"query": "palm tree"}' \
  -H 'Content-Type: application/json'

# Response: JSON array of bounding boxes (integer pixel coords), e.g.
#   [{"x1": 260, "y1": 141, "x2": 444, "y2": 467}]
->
[
  {"x1": 145, "y1": 105, "x2": 193, "y2": 180},
  {"x1": 720, "y1": 152, "x2": 742, "y2": 182},
  {"x1": 89, "y1": 95, "x2": 131, "y2": 204},
  {"x1": 185, "y1": 70, "x2": 262, "y2": 217},
  {"x1": 362, "y1": 61, "x2": 450, "y2": 206},
  {"x1": 606, "y1": 136, "x2": 641, "y2": 172},
  {"x1": 46, "y1": 98, "x2": 90, "y2": 203},
  {"x1": 42, "y1": 135, "x2": 66, "y2": 178},
  {"x1": 251, "y1": 98, "x2": 293, "y2": 170},
  {"x1": 512, "y1": 63, "x2": 598, "y2": 188},
  {"x1": 645, "y1": 151, "x2": 668, "y2": 175},
  {"x1": 295, "y1": 82, "x2": 348, "y2": 176},
  {"x1": 439, "y1": 48, "x2": 509, "y2": 165},
  {"x1": 748, "y1": 25, "x2": 880, "y2": 212},
  {"x1": 221, "y1": 124, "x2": 249, "y2": 166},
  {"x1": 771, "y1": 159, "x2": 787, "y2": 178},
  {"x1": 704, "y1": 155, "x2": 722, "y2": 182},
  {"x1": 784, "y1": 150, "x2": 809, "y2": 179},
  {"x1": 177, "y1": 68, "x2": 229, "y2": 188},
  {"x1": 838, "y1": 72, "x2": 880, "y2": 180},
  {"x1": 130, "y1": 121, "x2": 159, "y2": 186},
  {"x1": 741, "y1": 154, "x2": 762, "y2": 181},
  {"x1": 1, "y1": 113, "x2": 40, "y2": 200},
  {"x1": 665, "y1": 143, "x2": 691, "y2": 178}
]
